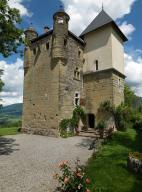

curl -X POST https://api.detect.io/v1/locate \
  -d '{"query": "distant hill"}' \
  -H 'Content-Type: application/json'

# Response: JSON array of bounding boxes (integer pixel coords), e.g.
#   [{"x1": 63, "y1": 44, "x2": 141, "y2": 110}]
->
[{"x1": 0, "y1": 103, "x2": 23, "y2": 117}]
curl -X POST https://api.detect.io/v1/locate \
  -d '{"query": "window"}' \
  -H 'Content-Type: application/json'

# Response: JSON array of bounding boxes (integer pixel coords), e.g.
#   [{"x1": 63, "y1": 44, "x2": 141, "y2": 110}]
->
[
  {"x1": 64, "y1": 39, "x2": 67, "y2": 47},
  {"x1": 57, "y1": 17, "x2": 64, "y2": 24},
  {"x1": 46, "y1": 42, "x2": 49, "y2": 50},
  {"x1": 74, "y1": 92, "x2": 80, "y2": 106},
  {"x1": 74, "y1": 67, "x2": 80, "y2": 80},
  {"x1": 78, "y1": 50, "x2": 81, "y2": 57},
  {"x1": 118, "y1": 78, "x2": 121, "y2": 87},
  {"x1": 95, "y1": 60, "x2": 98, "y2": 70},
  {"x1": 33, "y1": 48, "x2": 36, "y2": 55}
]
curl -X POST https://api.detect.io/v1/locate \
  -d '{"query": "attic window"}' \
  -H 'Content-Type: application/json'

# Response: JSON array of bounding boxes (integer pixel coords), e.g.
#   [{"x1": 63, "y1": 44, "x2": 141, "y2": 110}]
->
[
  {"x1": 46, "y1": 42, "x2": 49, "y2": 50},
  {"x1": 95, "y1": 60, "x2": 98, "y2": 71}
]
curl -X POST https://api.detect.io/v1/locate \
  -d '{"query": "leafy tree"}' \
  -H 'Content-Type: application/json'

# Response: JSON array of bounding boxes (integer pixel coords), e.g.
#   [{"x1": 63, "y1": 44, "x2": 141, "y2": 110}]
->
[
  {"x1": 124, "y1": 84, "x2": 136, "y2": 107},
  {"x1": 0, "y1": 69, "x2": 4, "y2": 107},
  {"x1": 0, "y1": 0, "x2": 23, "y2": 57}
]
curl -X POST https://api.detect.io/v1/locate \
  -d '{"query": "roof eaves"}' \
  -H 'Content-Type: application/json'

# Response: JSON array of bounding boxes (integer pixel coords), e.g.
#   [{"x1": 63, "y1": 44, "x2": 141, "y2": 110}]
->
[{"x1": 31, "y1": 30, "x2": 53, "y2": 43}]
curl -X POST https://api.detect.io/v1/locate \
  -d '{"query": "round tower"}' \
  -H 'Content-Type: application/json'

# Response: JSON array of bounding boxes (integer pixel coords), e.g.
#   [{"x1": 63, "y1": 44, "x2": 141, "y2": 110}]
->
[
  {"x1": 24, "y1": 25, "x2": 38, "y2": 42},
  {"x1": 24, "y1": 26, "x2": 38, "y2": 75},
  {"x1": 52, "y1": 7, "x2": 70, "y2": 61}
]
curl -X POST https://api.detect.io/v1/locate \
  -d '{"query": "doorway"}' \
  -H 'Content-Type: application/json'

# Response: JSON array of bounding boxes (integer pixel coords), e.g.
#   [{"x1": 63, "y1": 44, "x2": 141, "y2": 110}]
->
[{"x1": 88, "y1": 114, "x2": 95, "y2": 128}]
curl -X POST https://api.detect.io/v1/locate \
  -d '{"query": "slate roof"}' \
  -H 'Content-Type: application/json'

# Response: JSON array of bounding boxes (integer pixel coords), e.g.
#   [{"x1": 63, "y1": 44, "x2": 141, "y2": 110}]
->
[
  {"x1": 31, "y1": 30, "x2": 85, "y2": 45},
  {"x1": 80, "y1": 10, "x2": 127, "y2": 42}
]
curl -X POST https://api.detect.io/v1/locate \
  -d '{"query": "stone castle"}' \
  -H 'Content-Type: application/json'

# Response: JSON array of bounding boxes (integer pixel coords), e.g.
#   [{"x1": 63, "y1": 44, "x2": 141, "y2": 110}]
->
[{"x1": 22, "y1": 8, "x2": 127, "y2": 137}]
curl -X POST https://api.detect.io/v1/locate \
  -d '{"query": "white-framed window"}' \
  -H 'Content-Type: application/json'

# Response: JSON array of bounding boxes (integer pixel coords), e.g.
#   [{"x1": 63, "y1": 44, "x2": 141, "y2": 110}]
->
[
  {"x1": 57, "y1": 17, "x2": 64, "y2": 24},
  {"x1": 74, "y1": 92, "x2": 80, "y2": 106},
  {"x1": 74, "y1": 67, "x2": 80, "y2": 80}
]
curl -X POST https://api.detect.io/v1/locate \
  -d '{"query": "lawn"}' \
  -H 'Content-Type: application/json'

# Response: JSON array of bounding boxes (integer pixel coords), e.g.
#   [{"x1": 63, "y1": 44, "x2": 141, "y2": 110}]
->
[
  {"x1": 86, "y1": 128, "x2": 142, "y2": 192},
  {"x1": 0, "y1": 127, "x2": 19, "y2": 136}
]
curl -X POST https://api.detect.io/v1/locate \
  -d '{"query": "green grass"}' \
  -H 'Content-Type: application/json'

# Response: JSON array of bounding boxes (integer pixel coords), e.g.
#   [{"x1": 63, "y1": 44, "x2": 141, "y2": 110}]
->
[
  {"x1": 0, "y1": 127, "x2": 19, "y2": 136},
  {"x1": 86, "y1": 128, "x2": 142, "y2": 192}
]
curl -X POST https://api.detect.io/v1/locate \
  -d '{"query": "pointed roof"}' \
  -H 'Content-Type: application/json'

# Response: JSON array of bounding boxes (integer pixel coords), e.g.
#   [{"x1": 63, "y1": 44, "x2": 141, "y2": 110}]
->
[{"x1": 80, "y1": 10, "x2": 127, "y2": 42}]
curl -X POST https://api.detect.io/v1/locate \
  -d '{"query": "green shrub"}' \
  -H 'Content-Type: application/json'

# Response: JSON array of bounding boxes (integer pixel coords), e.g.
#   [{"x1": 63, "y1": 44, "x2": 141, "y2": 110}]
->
[
  {"x1": 99, "y1": 101, "x2": 114, "y2": 114},
  {"x1": 114, "y1": 104, "x2": 133, "y2": 131},
  {"x1": 96, "y1": 120, "x2": 106, "y2": 130},
  {"x1": 132, "y1": 114, "x2": 142, "y2": 131}
]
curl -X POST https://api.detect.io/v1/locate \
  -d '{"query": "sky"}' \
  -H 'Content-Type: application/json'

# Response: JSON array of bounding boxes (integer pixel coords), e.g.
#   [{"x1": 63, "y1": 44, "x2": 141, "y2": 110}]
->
[{"x1": 0, "y1": 0, "x2": 142, "y2": 106}]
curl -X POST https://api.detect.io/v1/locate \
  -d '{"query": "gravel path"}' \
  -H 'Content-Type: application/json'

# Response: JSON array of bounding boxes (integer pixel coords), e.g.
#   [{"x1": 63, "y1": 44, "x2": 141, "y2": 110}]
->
[{"x1": 0, "y1": 134, "x2": 94, "y2": 192}]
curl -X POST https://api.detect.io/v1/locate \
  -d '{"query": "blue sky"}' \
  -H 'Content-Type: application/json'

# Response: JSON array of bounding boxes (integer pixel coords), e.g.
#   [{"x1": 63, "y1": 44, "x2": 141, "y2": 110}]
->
[{"x1": 0, "y1": 0, "x2": 142, "y2": 105}]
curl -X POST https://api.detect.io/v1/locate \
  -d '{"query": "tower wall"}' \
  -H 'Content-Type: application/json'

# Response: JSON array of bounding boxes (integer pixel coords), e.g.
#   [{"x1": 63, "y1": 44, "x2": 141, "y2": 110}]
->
[
  {"x1": 83, "y1": 26, "x2": 112, "y2": 73},
  {"x1": 22, "y1": 35, "x2": 60, "y2": 136},
  {"x1": 58, "y1": 36, "x2": 84, "y2": 122}
]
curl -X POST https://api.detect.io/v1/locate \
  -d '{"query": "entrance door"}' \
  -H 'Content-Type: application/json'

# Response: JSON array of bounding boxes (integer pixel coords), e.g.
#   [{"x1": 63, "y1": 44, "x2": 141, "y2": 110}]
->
[{"x1": 88, "y1": 114, "x2": 95, "y2": 128}]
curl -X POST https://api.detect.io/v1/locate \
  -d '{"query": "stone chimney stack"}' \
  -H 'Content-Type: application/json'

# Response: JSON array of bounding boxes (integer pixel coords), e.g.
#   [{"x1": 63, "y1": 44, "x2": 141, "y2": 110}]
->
[{"x1": 44, "y1": 26, "x2": 50, "y2": 33}]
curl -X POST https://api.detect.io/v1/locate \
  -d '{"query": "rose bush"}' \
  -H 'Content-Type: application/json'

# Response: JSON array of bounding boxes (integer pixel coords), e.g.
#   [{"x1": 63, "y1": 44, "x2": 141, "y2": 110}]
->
[{"x1": 54, "y1": 159, "x2": 93, "y2": 192}]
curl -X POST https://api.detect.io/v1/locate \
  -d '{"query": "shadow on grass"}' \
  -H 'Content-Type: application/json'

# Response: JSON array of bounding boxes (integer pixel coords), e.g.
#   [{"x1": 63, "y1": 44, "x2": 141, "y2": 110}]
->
[
  {"x1": 0, "y1": 136, "x2": 19, "y2": 155},
  {"x1": 85, "y1": 128, "x2": 142, "y2": 192}
]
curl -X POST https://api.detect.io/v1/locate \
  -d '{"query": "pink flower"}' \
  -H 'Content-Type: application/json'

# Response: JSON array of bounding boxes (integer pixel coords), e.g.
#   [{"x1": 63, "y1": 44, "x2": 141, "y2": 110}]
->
[
  {"x1": 86, "y1": 178, "x2": 91, "y2": 184},
  {"x1": 64, "y1": 177, "x2": 69, "y2": 184},
  {"x1": 86, "y1": 189, "x2": 91, "y2": 192}
]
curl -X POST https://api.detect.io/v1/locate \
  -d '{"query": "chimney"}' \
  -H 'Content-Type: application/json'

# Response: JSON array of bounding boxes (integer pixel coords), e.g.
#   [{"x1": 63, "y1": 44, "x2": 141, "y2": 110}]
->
[{"x1": 44, "y1": 26, "x2": 49, "y2": 33}]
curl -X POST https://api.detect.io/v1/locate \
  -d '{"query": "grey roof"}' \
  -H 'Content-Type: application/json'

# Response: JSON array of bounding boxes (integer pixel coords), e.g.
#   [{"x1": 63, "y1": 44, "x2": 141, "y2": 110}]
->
[
  {"x1": 80, "y1": 10, "x2": 127, "y2": 42},
  {"x1": 31, "y1": 30, "x2": 85, "y2": 45}
]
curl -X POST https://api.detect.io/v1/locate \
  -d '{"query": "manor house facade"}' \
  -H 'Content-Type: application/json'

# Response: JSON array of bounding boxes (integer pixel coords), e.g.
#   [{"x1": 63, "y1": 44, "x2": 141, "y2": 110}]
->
[{"x1": 22, "y1": 8, "x2": 127, "y2": 136}]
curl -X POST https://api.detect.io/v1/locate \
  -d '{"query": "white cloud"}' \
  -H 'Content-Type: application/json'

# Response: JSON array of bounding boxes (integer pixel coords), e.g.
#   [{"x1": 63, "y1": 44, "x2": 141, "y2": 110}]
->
[
  {"x1": 125, "y1": 52, "x2": 142, "y2": 97},
  {"x1": 119, "y1": 21, "x2": 135, "y2": 39},
  {"x1": 8, "y1": 0, "x2": 32, "y2": 17},
  {"x1": 61, "y1": 0, "x2": 136, "y2": 35},
  {"x1": 0, "y1": 58, "x2": 24, "y2": 106}
]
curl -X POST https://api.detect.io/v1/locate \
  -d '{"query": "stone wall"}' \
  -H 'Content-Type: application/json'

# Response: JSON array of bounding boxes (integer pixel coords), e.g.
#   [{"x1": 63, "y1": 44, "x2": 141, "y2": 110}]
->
[
  {"x1": 83, "y1": 69, "x2": 124, "y2": 125},
  {"x1": 59, "y1": 36, "x2": 84, "y2": 122},
  {"x1": 22, "y1": 31, "x2": 84, "y2": 136},
  {"x1": 22, "y1": 34, "x2": 59, "y2": 137}
]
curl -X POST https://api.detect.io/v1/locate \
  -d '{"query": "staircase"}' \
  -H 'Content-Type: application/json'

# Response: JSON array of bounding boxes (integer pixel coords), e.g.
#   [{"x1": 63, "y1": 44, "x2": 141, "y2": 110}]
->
[{"x1": 79, "y1": 128, "x2": 100, "y2": 138}]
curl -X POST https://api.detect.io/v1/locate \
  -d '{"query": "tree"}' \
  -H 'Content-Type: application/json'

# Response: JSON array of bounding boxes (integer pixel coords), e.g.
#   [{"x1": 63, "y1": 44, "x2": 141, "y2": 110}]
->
[
  {"x1": 0, "y1": 69, "x2": 4, "y2": 107},
  {"x1": 124, "y1": 84, "x2": 136, "y2": 107},
  {"x1": 0, "y1": 0, "x2": 23, "y2": 57}
]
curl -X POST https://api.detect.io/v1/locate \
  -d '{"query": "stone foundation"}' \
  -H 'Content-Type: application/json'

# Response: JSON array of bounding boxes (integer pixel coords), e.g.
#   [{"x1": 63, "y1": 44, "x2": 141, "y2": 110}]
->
[
  {"x1": 21, "y1": 128, "x2": 59, "y2": 137},
  {"x1": 127, "y1": 156, "x2": 142, "y2": 175}
]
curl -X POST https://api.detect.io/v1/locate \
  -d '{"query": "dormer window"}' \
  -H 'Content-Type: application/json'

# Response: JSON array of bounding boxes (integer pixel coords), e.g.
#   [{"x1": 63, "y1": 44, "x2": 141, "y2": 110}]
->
[{"x1": 57, "y1": 17, "x2": 64, "y2": 24}]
